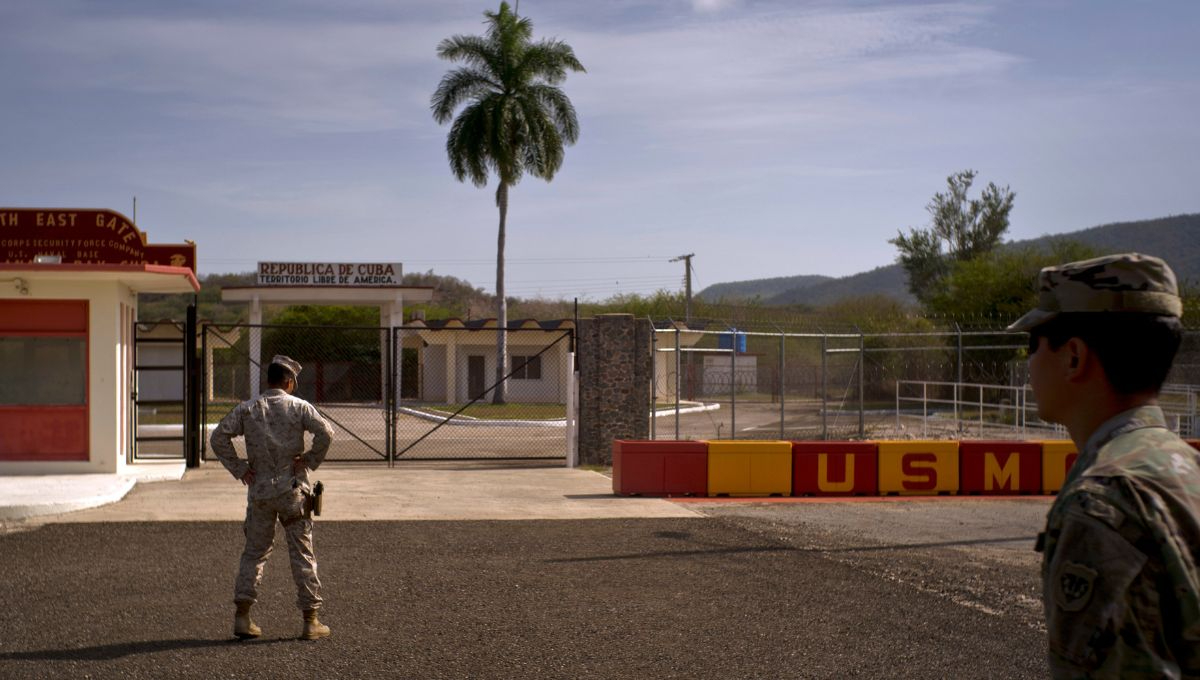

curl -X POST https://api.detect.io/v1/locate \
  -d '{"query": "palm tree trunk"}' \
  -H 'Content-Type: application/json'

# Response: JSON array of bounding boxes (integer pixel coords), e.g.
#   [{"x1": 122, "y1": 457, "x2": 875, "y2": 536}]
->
[{"x1": 493, "y1": 181, "x2": 509, "y2": 405}]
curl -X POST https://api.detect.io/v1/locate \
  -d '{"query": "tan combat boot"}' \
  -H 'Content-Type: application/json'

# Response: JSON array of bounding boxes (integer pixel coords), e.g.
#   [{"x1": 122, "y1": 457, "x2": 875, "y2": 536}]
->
[
  {"x1": 301, "y1": 609, "x2": 330, "y2": 640},
  {"x1": 233, "y1": 601, "x2": 262, "y2": 640}
]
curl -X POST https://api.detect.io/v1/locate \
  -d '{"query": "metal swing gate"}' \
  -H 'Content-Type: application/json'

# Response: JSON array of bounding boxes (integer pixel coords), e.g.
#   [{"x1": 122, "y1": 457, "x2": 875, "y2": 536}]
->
[
  {"x1": 389, "y1": 325, "x2": 574, "y2": 462},
  {"x1": 200, "y1": 323, "x2": 574, "y2": 463},
  {"x1": 132, "y1": 305, "x2": 200, "y2": 465}
]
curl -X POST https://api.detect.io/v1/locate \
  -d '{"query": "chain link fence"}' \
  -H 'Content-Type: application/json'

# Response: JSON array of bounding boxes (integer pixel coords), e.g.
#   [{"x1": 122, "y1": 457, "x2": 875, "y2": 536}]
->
[
  {"x1": 391, "y1": 325, "x2": 574, "y2": 460},
  {"x1": 651, "y1": 321, "x2": 1200, "y2": 442}
]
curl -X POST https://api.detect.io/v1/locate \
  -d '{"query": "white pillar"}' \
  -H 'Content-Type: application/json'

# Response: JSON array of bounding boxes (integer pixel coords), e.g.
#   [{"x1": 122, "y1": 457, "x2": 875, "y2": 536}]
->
[
  {"x1": 390, "y1": 295, "x2": 404, "y2": 405},
  {"x1": 380, "y1": 303, "x2": 390, "y2": 405},
  {"x1": 565, "y1": 351, "x2": 577, "y2": 467},
  {"x1": 445, "y1": 338, "x2": 458, "y2": 404},
  {"x1": 250, "y1": 295, "x2": 262, "y2": 397}
]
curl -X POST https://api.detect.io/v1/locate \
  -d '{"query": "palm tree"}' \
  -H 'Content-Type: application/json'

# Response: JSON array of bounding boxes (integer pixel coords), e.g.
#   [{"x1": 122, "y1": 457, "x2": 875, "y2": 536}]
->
[{"x1": 431, "y1": 1, "x2": 584, "y2": 404}]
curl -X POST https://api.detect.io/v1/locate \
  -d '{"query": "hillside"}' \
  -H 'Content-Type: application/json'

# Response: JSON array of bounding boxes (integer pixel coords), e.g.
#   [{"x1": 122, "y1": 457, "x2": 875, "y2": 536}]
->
[
  {"x1": 766, "y1": 264, "x2": 913, "y2": 306},
  {"x1": 716, "y1": 213, "x2": 1200, "y2": 307},
  {"x1": 697, "y1": 274, "x2": 832, "y2": 302}
]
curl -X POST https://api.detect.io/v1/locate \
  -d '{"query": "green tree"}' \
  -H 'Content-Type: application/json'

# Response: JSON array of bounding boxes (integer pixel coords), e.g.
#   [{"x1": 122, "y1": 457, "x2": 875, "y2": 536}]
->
[
  {"x1": 431, "y1": 1, "x2": 585, "y2": 403},
  {"x1": 891, "y1": 170, "x2": 1016, "y2": 305},
  {"x1": 926, "y1": 240, "x2": 1098, "y2": 386},
  {"x1": 927, "y1": 240, "x2": 1097, "y2": 322}
]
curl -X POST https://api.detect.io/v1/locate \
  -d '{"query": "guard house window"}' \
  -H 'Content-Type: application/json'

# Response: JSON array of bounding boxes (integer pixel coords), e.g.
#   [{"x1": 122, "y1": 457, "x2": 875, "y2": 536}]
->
[
  {"x1": 0, "y1": 300, "x2": 89, "y2": 461},
  {"x1": 0, "y1": 337, "x2": 87, "y2": 404},
  {"x1": 512, "y1": 355, "x2": 541, "y2": 380}
]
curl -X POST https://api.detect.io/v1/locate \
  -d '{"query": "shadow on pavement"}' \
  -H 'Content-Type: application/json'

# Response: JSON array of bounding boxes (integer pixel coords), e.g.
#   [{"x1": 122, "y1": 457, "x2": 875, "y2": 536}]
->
[
  {"x1": 0, "y1": 637, "x2": 294, "y2": 662},
  {"x1": 820, "y1": 535, "x2": 1037, "y2": 553},
  {"x1": 548, "y1": 534, "x2": 1038, "y2": 563}
]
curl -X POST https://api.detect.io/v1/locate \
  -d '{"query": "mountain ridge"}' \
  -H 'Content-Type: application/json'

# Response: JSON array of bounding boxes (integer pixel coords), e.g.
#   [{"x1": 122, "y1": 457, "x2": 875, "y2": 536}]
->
[{"x1": 698, "y1": 213, "x2": 1200, "y2": 307}]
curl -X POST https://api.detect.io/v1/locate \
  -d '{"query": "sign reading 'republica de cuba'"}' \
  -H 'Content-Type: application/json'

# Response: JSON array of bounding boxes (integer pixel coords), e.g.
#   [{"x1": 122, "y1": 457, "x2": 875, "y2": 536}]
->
[
  {"x1": 257, "y1": 262, "x2": 403, "y2": 286},
  {"x1": 0, "y1": 208, "x2": 196, "y2": 272}
]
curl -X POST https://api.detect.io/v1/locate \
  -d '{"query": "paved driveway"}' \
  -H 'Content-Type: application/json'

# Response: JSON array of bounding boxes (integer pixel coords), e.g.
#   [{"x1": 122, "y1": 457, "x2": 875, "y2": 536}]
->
[{"x1": 0, "y1": 464, "x2": 1050, "y2": 678}]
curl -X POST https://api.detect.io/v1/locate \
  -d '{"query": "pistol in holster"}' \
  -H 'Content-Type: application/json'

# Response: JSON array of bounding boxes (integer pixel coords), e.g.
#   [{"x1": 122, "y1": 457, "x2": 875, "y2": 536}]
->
[{"x1": 306, "y1": 480, "x2": 324, "y2": 518}]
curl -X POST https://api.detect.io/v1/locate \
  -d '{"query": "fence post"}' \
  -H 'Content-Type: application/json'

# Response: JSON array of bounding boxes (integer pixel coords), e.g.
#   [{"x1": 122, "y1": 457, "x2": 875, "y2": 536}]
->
[
  {"x1": 185, "y1": 303, "x2": 200, "y2": 468},
  {"x1": 565, "y1": 347, "x2": 577, "y2": 467},
  {"x1": 979, "y1": 384, "x2": 984, "y2": 437},
  {"x1": 779, "y1": 329, "x2": 785, "y2": 440},
  {"x1": 730, "y1": 329, "x2": 737, "y2": 440},
  {"x1": 674, "y1": 327, "x2": 681, "y2": 441},
  {"x1": 650, "y1": 320, "x2": 657, "y2": 441},
  {"x1": 388, "y1": 327, "x2": 395, "y2": 468},
  {"x1": 956, "y1": 321, "x2": 963, "y2": 386},
  {"x1": 200, "y1": 324, "x2": 208, "y2": 462},
  {"x1": 858, "y1": 329, "x2": 865, "y2": 439},
  {"x1": 923, "y1": 381, "x2": 928, "y2": 437},
  {"x1": 821, "y1": 332, "x2": 828, "y2": 440},
  {"x1": 895, "y1": 380, "x2": 900, "y2": 434}
]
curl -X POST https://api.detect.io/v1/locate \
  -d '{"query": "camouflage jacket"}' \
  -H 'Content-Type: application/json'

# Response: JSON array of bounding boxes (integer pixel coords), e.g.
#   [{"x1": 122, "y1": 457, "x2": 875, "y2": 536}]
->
[
  {"x1": 210, "y1": 388, "x2": 332, "y2": 500},
  {"x1": 1038, "y1": 405, "x2": 1200, "y2": 678}
]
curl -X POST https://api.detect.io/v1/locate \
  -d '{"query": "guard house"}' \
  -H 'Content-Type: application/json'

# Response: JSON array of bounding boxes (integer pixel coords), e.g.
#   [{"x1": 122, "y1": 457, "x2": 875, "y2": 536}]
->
[
  {"x1": 406, "y1": 318, "x2": 576, "y2": 404},
  {"x1": 221, "y1": 262, "x2": 433, "y2": 398},
  {"x1": 0, "y1": 208, "x2": 198, "y2": 474}
]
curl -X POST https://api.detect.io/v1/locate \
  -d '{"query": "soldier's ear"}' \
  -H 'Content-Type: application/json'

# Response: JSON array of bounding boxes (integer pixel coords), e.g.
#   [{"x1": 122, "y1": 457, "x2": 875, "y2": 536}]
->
[{"x1": 1063, "y1": 338, "x2": 1089, "y2": 381}]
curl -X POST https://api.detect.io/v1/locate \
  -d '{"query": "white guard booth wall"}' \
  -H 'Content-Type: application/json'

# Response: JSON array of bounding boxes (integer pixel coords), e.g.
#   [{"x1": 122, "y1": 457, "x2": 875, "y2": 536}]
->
[{"x1": 0, "y1": 265, "x2": 199, "y2": 474}]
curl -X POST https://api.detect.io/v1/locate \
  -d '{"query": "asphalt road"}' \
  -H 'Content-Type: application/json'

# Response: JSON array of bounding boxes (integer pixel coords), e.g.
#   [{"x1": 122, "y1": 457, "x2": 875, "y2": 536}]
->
[{"x1": 1, "y1": 512, "x2": 1048, "y2": 679}]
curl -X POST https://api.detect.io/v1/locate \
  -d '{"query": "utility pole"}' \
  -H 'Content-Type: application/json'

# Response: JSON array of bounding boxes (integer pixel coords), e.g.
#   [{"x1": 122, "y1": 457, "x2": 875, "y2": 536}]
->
[{"x1": 670, "y1": 253, "x2": 694, "y2": 324}]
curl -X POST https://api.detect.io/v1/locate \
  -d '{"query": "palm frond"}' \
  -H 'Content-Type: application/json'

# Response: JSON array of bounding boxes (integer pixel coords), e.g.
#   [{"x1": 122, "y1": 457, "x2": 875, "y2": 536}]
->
[
  {"x1": 516, "y1": 95, "x2": 562, "y2": 179},
  {"x1": 436, "y1": 35, "x2": 502, "y2": 77},
  {"x1": 527, "y1": 84, "x2": 579, "y2": 144},
  {"x1": 520, "y1": 40, "x2": 585, "y2": 85},
  {"x1": 431, "y1": 67, "x2": 501, "y2": 124},
  {"x1": 447, "y1": 101, "x2": 493, "y2": 187}
]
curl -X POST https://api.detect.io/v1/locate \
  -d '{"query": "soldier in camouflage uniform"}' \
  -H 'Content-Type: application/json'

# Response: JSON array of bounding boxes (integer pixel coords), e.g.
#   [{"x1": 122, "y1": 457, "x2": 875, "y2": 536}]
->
[
  {"x1": 1008, "y1": 253, "x2": 1200, "y2": 677},
  {"x1": 210, "y1": 355, "x2": 334, "y2": 641}
]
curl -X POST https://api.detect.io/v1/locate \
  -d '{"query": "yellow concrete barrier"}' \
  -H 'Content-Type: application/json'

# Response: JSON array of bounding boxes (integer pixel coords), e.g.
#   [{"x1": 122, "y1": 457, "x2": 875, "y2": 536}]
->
[
  {"x1": 707, "y1": 440, "x2": 792, "y2": 496},
  {"x1": 877, "y1": 441, "x2": 959, "y2": 495},
  {"x1": 1040, "y1": 441, "x2": 1079, "y2": 494}
]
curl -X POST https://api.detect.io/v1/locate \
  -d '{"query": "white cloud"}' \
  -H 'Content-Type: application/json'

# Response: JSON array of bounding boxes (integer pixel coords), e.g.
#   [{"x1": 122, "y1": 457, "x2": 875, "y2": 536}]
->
[{"x1": 692, "y1": 0, "x2": 738, "y2": 13}]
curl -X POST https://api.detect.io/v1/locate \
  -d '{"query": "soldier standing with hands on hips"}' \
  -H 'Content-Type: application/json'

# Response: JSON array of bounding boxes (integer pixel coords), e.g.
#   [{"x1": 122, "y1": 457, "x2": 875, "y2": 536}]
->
[
  {"x1": 1008, "y1": 253, "x2": 1200, "y2": 677},
  {"x1": 210, "y1": 355, "x2": 334, "y2": 641}
]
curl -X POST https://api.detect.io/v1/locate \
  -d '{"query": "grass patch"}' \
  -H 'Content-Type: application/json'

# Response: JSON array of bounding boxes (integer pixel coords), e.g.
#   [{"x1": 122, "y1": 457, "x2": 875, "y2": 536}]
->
[{"x1": 139, "y1": 404, "x2": 230, "y2": 425}]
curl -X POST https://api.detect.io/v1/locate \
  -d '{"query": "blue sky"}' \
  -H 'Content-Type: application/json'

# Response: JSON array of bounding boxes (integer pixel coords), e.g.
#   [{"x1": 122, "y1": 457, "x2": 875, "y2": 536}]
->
[{"x1": 2, "y1": 0, "x2": 1196, "y2": 300}]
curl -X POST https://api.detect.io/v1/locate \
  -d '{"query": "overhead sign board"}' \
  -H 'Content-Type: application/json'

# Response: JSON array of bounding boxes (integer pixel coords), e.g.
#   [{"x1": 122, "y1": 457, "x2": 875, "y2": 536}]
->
[
  {"x1": 257, "y1": 262, "x2": 404, "y2": 286},
  {"x1": 0, "y1": 208, "x2": 196, "y2": 273}
]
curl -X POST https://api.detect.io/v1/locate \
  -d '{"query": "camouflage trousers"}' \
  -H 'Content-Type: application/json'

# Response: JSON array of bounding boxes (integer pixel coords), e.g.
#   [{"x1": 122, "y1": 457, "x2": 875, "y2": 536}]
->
[{"x1": 234, "y1": 488, "x2": 322, "y2": 611}]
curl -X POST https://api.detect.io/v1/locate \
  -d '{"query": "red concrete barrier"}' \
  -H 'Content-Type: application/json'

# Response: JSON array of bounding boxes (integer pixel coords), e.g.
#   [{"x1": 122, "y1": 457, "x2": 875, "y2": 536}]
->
[
  {"x1": 959, "y1": 441, "x2": 1041, "y2": 495},
  {"x1": 792, "y1": 442, "x2": 878, "y2": 496},
  {"x1": 612, "y1": 440, "x2": 708, "y2": 496}
]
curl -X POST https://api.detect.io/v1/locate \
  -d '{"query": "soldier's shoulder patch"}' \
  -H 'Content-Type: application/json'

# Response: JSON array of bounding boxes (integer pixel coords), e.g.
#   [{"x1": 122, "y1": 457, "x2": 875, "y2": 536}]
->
[{"x1": 1055, "y1": 562, "x2": 1098, "y2": 612}]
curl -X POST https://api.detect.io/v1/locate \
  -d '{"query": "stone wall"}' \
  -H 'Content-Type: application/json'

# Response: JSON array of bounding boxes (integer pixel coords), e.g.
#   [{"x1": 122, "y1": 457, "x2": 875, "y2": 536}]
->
[{"x1": 576, "y1": 314, "x2": 652, "y2": 465}]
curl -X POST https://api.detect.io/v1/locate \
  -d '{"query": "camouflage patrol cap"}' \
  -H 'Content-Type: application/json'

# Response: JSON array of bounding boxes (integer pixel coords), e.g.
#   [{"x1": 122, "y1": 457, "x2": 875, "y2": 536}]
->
[
  {"x1": 1007, "y1": 252, "x2": 1182, "y2": 332},
  {"x1": 270, "y1": 354, "x2": 302, "y2": 378}
]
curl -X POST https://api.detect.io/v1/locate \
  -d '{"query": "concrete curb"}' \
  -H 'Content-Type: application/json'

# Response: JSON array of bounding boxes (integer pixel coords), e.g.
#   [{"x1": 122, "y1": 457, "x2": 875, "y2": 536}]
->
[
  {"x1": 653, "y1": 403, "x2": 720, "y2": 418},
  {"x1": 397, "y1": 407, "x2": 566, "y2": 428},
  {"x1": 0, "y1": 476, "x2": 136, "y2": 521},
  {"x1": 397, "y1": 402, "x2": 721, "y2": 428}
]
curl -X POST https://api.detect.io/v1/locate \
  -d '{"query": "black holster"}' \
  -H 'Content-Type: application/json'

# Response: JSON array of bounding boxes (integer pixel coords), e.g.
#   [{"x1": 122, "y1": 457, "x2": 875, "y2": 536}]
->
[{"x1": 307, "y1": 481, "x2": 324, "y2": 517}]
